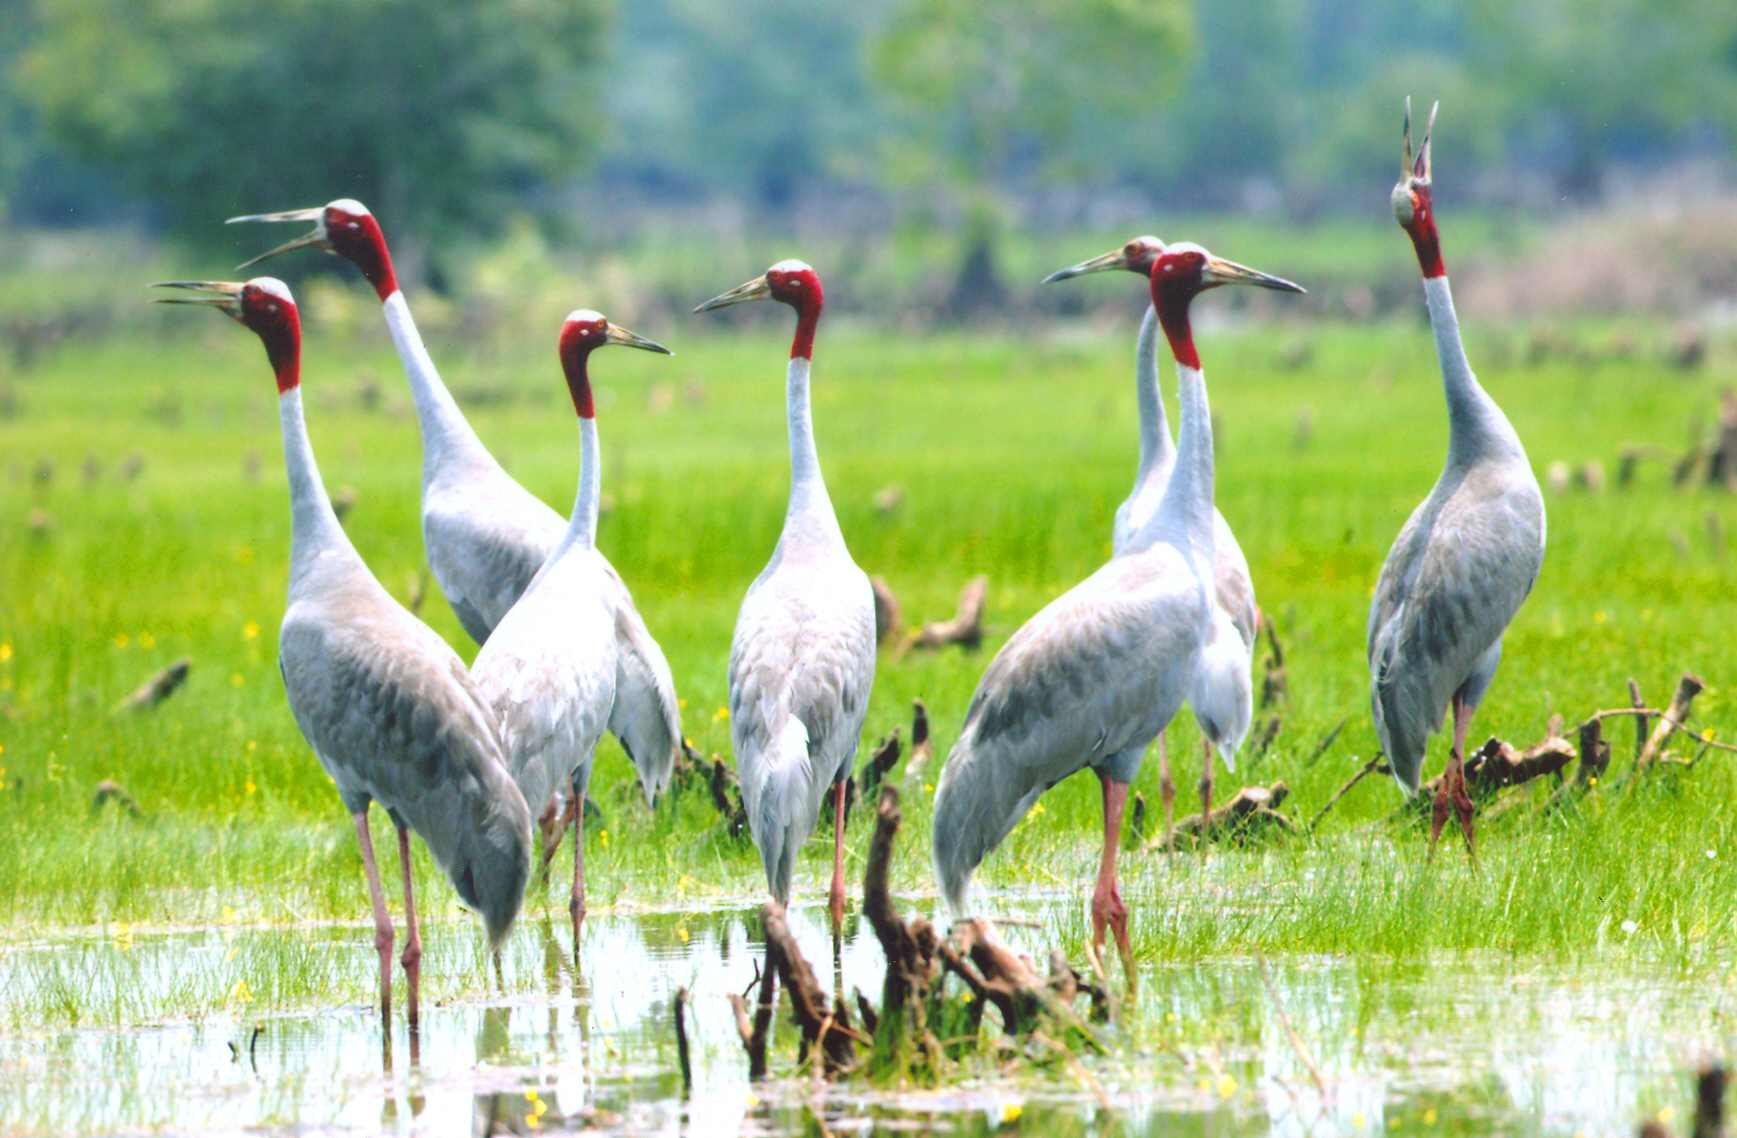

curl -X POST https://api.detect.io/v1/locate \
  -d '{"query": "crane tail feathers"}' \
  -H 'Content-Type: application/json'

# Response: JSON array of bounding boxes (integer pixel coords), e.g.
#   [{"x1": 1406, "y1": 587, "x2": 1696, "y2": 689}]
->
[{"x1": 745, "y1": 717, "x2": 814, "y2": 908}]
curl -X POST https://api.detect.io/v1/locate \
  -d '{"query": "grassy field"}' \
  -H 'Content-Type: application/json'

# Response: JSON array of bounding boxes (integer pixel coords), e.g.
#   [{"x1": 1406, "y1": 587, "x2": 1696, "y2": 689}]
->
[{"x1": 2, "y1": 237, "x2": 1735, "y2": 1028}]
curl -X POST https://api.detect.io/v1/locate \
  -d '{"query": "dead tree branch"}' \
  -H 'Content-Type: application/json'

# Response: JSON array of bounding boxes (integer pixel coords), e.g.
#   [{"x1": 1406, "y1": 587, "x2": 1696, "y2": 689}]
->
[
  {"x1": 1635, "y1": 673, "x2": 1706, "y2": 773},
  {"x1": 1149, "y1": 782, "x2": 1294, "y2": 850},
  {"x1": 903, "y1": 576, "x2": 988, "y2": 654},
  {"x1": 761, "y1": 901, "x2": 861, "y2": 1077},
  {"x1": 114, "y1": 657, "x2": 192, "y2": 714}
]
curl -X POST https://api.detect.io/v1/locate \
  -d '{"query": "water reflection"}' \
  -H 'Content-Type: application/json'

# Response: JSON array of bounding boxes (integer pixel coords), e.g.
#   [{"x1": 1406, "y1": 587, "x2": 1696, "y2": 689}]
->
[{"x1": 0, "y1": 901, "x2": 1727, "y2": 1135}]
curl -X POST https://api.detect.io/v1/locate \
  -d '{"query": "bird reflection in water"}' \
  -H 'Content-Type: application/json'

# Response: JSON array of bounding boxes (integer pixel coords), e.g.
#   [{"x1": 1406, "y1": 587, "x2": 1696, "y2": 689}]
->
[{"x1": 473, "y1": 1005, "x2": 566, "y2": 1136}]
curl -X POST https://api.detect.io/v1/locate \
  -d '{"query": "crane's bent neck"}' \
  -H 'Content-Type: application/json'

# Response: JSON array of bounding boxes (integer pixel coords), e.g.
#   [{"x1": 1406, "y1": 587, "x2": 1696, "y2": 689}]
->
[
  {"x1": 1133, "y1": 303, "x2": 1176, "y2": 489},
  {"x1": 279, "y1": 388, "x2": 359, "y2": 589},
  {"x1": 381, "y1": 291, "x2": 494, "y2": 480},
  {"x1": 782, "y1": 355, "x2": 844, "y2": 544},
  {"x1": 1423, "y1": 275, "x2": 1525, "y2": 467}
]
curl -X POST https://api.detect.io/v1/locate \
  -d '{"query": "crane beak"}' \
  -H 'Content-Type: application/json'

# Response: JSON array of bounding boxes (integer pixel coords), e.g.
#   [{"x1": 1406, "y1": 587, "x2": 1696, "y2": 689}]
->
[
  {"x1": 1201, "y1": 257, "x2": 1305, "y2": 294},
  {"x1": 1402, "y1": 97, "x2": 1436, "y2": 184},
  {"x1": 605, "y1": 324, "x2": 672, "y2": 355},
  {"x1": 693, "y1": 275, "x2": 770, "y2": 313},
  {"x1": 227, "y1": 208, "x2": 329, "y2": 270},
  {"x1": 1042, "y1": 248, "x2": 1134, "y2": 283},
  {"x1": 150, "y1": 279, "x2": 246, "y2": 316}
]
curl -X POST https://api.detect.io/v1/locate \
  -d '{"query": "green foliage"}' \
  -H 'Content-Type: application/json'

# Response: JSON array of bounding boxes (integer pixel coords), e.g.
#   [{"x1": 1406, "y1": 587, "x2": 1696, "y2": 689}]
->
[
  {"x1": 872, "y1": 0, "x2": 1192, "y2": 186},
  {"x1": 16, "y1": 0, "x2": 607, "y2": 248},
  {"x1": 600, "y1": 0, "x2": 891, "y2": 202}
]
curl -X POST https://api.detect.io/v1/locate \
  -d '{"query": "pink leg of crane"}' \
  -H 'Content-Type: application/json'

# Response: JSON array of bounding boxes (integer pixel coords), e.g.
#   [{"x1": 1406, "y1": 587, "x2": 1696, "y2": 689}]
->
[
  {"x1": 352, "y1": 810, "x2": 394, "y2": 1024},
  {"x1": 395, "y1": 822, "x2": 423, "y2": 1030},
  {"x1": 1156, "y1": 731, "x2": 1176, "y2": 841},
  {"x1": 828, "y1": 779, "x2": 848, "y2": 941},
  {"x1": 569, "y1": 785, "x2": 587, "y2": 943},
  {"x1": 1429, "y1": 695, "x2": 1478, "y2": 863},
  {"x1": 1090, "y1": 773, "x2": 1137, "y2": 981},
  {"x1": 1198, "y1": 738, "x2": 1215, "y2": 827},
  {"x1": 538, "y1": 793, "x2": 577, "y2": 878}
]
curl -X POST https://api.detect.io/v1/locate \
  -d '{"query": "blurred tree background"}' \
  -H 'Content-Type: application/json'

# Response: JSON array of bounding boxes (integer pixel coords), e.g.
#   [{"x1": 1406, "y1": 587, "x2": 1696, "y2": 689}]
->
[{"x1": 0, "y1": 0, "x2": 1733, "y2": 300}]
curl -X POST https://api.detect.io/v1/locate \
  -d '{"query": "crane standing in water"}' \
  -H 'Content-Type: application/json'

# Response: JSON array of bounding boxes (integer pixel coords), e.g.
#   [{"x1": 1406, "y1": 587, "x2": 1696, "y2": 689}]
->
[
  {"x1": 153, "y1": 277, "x2": 533, "y2": 1027},
  {"x1": 694, "y1": 261, "x2": 876, "y2": 941},
  {"x1": 471, "y1": 311, "x2": 676, "y2": 945}
]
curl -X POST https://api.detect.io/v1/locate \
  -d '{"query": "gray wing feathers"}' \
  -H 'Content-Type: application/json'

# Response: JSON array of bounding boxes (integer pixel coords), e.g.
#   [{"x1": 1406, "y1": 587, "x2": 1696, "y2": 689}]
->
[
  {"x1": 1211, "y1": 514, "x2": 1259, "y2": 649},
  {"x1": 1368, "y1": 464, "x2": 1545, "y2": 791},
  {"x1": 730, "y1": 564, "x2": 877, "y2": 905},
  {"x1": 932, "y1": 554, "x2": 1202, "y2": 914},
  {"x1": 604, "y1": 567, "x2": 682, "y2": 805},
  {"x1": 422, "y1": 485, "x2": 562, "y2": 645},
  {"x1": 280, "y1": 593, "x2": 533, "y2": 946}
]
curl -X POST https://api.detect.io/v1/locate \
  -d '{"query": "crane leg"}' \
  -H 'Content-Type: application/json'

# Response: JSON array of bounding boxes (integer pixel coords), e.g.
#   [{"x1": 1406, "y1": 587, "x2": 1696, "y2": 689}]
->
[
  {"x1": 1090, "y1": 773, "x2": 1137, "y2": 983},
  {"x1": 395, "y1": 822, "x2": 423, "y2": 1030},
  {"x1": 1428, "y1": 697, "x2": 1478, "y2": 862},
  {"x1": 1450, "y1": 697, "x2": 1477, "y2": 860},
  {"x1": 352, "y1": 810, "x2": 394, "y2": 1024},
  {"x1": 829, "y1": 779, "x2": 848, "y2": 943},
  {"x1": 569, "y1": 781, "x2": 587, "y2": 945},
  {"x1": 1198, "y1": 738, "x2": 1215, "y2": 831},
  {"x1": 1156, "y1": 731, "x2": 1176, "y2": 843},
  {"x1": 537, "y1": 793, "x2": 577, "y2": 880}
]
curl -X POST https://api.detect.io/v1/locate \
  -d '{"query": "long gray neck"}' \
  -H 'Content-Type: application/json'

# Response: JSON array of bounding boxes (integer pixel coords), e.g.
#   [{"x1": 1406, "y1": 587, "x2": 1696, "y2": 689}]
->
[
  {"x1": 382, "y1": 291, "x2": 493, "y2": 479},
  {"x1": 1133, "y1": 362, "x2": 1214, "y2": 579},
  {"x1": 551, "y1": 416, "x2": 601, "y2": 559},
  {"x1": 1424, "y1": 276, "x2": 1525, "y2": 467},
  {"x1": 782, "y1": 355, "x2": 844, "y2": 545},
  {"x1": 1132, "y1": 303, "x2": 1177, "y2": 490},
  {"x1": 279, "y1": 388, "x2": 360, "y2": 591}
]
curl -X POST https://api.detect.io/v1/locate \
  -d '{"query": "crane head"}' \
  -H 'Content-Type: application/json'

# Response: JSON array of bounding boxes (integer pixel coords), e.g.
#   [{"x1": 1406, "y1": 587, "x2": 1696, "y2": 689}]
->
[
  {"x1": 1391, "y1": 97, "x2": 1437, "y2": 228},
  {"x1": 1150, "y1": 243, "x2": 1304, "y2": 298},
  {"x1": 558, "y1": 310, "x2": 672, "y2": 360},
  {"x1": 152, "y1": 278, "x2": 300, "y2": 389},
  {"x1": 229, "y1": 200, "x2": 397, "y2": 299},
  {"x1": 558, "y1": 310, "x2": 670, "y2": 419},
  {"x1": 693, "y1": 260, "x2": 822, "y2": 314},
  {"x1": 1042, "y1": 236, "x2": 1166, "y2": 283},
  {"x1": 151, "y1": 277, "x2": 295, "y2": 328}
]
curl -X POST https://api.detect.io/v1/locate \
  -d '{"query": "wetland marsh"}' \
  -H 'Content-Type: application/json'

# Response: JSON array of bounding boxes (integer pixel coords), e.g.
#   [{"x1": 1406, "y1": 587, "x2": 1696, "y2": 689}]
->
[{"x1": 3, "y1": 246, "x2": 1736, "y2": 1133}]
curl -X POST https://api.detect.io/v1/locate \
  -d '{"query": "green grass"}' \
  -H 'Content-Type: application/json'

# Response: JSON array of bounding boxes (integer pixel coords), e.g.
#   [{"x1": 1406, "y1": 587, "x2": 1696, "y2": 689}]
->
[{"x1": 2, "y1": 261, "x2": 1736, "y2": 1026}]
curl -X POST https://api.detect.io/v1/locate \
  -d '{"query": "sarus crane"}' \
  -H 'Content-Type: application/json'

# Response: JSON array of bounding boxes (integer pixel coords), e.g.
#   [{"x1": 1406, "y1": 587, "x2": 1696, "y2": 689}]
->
[
  {"x1": 1369, "y1": 101, "x2": 1545, "y2": 857},
  {"x1": 471, "y1": 311, "x2": 676, "y2": 944},
  {"x1": 932, "y1": 245, "x2": 1301, "y2": 975},
  {"x1": 1045, "y1": 237, "x2": 1260, "y2": 837},
  {"x1": 694, "y1": 261, "x2": 876, "y2": 940},
  {"x1": 153, "y1": 277, "x2": 534, "y2": 1026}
]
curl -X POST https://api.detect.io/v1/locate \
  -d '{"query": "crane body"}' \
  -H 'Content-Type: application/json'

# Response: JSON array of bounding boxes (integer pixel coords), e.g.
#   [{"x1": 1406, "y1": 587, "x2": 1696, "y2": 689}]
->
[
  {"x1": 696, "y1": 262, "x2": 876, "y2": 939},
  {"x1": 936, "y1": 244, "x2": 1302, "y2": 973},
  {"x1": 154, "y1": 278, "x2": 533, "y2": 1026},
  {"x1": 1044, "y1": 239, "x2": 1261, "y2": 834},
  {"x1": 231, "y1": 202, "x2": 685, "y2": 865},
  {"x1": 1370, "y1": 102, "x2": 1545, "y2": 854}
]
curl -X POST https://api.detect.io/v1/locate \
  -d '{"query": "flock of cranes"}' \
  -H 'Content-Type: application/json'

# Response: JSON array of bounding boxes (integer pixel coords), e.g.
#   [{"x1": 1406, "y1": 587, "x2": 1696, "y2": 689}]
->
[{"x1": 152, "y1": 101, "x2": 1543, "y2": 1023}]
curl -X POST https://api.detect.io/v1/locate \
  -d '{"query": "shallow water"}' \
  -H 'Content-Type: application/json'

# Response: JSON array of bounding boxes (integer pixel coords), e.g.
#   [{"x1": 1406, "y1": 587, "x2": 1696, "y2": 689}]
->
[{"x1": 1, "y1": 897, "x2": 1730, "y2": 1136}]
